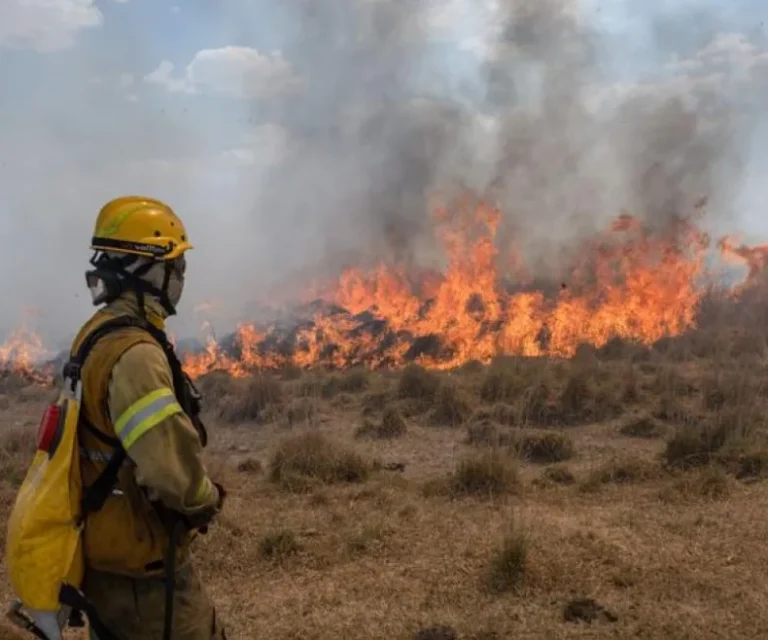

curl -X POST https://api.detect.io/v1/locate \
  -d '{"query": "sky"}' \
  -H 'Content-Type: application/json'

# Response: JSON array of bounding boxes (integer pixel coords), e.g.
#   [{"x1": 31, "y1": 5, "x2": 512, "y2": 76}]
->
[{"x1": 1, "y1": 0, "x2": 768, "y2": 350}]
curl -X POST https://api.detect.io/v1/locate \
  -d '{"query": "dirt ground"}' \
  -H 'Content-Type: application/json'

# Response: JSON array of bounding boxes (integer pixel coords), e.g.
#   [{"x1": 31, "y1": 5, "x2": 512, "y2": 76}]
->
[{"x1": 2, "y1": 337, "x2": 768, "y2": 639}]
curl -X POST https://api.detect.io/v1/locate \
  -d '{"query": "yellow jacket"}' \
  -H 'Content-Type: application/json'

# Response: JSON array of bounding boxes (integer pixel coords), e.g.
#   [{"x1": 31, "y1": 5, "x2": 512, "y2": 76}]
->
[{"x1": 73, "y1": 292, "x2": 220, "y2": 576}]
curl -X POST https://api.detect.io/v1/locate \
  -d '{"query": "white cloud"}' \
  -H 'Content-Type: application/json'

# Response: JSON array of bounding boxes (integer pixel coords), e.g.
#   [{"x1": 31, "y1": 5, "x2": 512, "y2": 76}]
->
[
  {"x1": 0, "y1": 0, "x2": 102, "y2": 52},
  {"x1": 589, "y1": 32, "x2": 768, "y2": 116},
  {"x1": 144, "y1": 46, "x2": 302, "y2": 99}
]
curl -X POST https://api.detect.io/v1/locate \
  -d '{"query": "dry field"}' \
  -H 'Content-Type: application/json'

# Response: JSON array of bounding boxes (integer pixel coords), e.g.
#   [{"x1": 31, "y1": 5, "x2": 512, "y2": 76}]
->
[{"x1": 3, "y1": 331, "x2": 768, "y2": 639}]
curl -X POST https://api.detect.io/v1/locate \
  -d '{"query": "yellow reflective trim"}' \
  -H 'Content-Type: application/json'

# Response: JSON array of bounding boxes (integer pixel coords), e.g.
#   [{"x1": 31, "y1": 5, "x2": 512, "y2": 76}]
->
[
  {"x1": 114, "y1": 388, "x2": 174, "y2": 432},
  {"x1": 114, "y1": 388, "x2": 182, "y2": 450},
  {"x1": 193, "y1": 476, "x2": 214, "y2": 503}
]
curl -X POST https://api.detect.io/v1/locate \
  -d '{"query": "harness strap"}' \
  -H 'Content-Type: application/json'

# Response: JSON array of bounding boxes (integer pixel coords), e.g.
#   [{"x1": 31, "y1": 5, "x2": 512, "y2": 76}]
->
[{"x1": 66, "y1": 315, "x2": 151, "y2": 521}]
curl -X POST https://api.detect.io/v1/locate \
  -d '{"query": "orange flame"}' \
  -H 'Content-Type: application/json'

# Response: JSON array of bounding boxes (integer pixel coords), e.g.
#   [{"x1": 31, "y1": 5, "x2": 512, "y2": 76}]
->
[
  {"x1": 0, "y1": 323, "x2": 53, "y2": 384},
  {"x1": 180, "y1": 199, "x2": 731, "y2": 378},
  {"x1": 2, "y1": 197, "x2": 764, "y2": 383}
]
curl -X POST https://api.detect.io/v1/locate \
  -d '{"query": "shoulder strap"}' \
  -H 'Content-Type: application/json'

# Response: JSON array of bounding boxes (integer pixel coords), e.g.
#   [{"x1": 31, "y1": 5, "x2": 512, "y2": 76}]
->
[
  {"x1": 137, "y1": 322, "x2": 208, "y2": 448},
  {"x1": 71, "y1": 313, "x2": 208, "y2": 516},
  {"x1": 63, "y1": 315, "x2": 151, "y2": 392}
]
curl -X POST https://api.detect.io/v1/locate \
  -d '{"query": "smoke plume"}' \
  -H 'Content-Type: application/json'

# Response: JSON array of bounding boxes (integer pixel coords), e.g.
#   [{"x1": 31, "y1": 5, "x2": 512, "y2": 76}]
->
[{"x1": 0, "y1": 0, "x2": 765, "y2": 347}]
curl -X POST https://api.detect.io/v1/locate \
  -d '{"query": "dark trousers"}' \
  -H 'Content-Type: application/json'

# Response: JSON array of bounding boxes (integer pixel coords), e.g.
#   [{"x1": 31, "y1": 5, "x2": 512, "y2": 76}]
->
[{"x1": 83, "y1": 564, "x2": 226, "y2": 639}]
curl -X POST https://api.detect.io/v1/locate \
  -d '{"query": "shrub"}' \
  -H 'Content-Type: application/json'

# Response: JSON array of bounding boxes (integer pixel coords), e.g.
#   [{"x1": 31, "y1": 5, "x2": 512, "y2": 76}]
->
[
  {"x1": 516, "y1": 432, "x2": 575, "y2": 464},
  {"x1": 356, "y1": 407, "x2": 407, "y2": 439},
  {"x1": 448, "y1": 450, "x2": 520, "y2": 498},
  {"x1": 398, "y1": 364, "x2": 440, "y2": 400},
  {"x1": 222, "y1": 374, "x2": 283, "y2": 423},
  {"x1": 432, "y1": 381, "x2": 473, "y2": 426},
  {"x1": 486, "y1": 521, "x2": 528, "y2": 594},
  {"x1": 269, "y1": 432, "x2": 370, "y2": 491}
]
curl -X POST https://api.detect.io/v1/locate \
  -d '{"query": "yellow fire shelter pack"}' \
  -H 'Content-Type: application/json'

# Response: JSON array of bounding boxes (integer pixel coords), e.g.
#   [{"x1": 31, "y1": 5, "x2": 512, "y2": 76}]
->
[{"x1": 4, "y1": 314, "x2": 183, "y2": 640}]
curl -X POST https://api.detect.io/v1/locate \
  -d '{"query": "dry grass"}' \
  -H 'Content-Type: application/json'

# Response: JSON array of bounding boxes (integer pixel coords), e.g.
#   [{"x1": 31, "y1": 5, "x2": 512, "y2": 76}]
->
[
  {"x1": 580, "y1": 455, "x2": 662, "y2": 492},
  {"x1": 398, "y1": 364, "x2": 440, "y2": 400},
  {"x1": 5, "y1": 334, "x2": 768, "y2": 639},
  {"x1": 221, "y1": 373, "x2": 284, "y2": 423},
  {"x1": 485, "y1": 516, "x2": 529, "y2": 594},
  {"x1": 0, "y1": 422, "x2": 36, "y2": 488},
  {"x1": 356, "y1": 406, "x2": 408, "y2": 439},
  {"x1": 431, "y1": 380, "x2": 474, "y2": 426},
  {"x1": 424, "y1": 449, "x2": 520, "y2": 499},
  {"x1": 268, "y1": 431, "x2": 370, "y2": 492},
  {"x1": 516, "y1": 431, "x2": 575, "y2": 464}
]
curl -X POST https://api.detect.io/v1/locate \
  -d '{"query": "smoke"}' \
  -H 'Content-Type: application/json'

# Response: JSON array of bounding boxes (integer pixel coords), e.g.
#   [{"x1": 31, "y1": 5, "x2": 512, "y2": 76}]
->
[
  {"x1": 0, "y1": 0, "x2": 766, "y2": 347},
  {"x1": 250, "y1": 0, "x2": 756, "y2": 282}
]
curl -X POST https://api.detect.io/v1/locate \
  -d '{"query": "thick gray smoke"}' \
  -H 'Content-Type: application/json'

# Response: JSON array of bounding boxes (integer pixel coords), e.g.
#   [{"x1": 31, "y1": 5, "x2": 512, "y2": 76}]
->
[
  {"x1": 248, "y1": 0, "x2": 755, "y2": 284},
  {"x1": 0, "y1": 0, "x2": 765, "y2": 349}
]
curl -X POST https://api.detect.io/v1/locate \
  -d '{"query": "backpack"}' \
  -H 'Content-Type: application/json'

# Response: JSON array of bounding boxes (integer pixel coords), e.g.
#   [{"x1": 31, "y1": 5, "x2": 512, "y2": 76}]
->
[{"x1": 4, "y1": 314, "x2": 206, "y2": 640}]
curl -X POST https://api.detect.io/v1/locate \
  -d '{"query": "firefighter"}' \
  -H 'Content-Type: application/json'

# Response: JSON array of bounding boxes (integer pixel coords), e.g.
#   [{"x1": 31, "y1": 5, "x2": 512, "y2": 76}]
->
[{"x1": 73, "y1": 195, "x2": 227, "y2": 639}]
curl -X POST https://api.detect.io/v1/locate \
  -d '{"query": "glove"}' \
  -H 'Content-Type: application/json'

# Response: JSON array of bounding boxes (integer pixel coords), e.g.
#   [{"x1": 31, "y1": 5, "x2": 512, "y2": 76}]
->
[{"x1": 213, "y1": 482, "x2": 227, "y2": 510}]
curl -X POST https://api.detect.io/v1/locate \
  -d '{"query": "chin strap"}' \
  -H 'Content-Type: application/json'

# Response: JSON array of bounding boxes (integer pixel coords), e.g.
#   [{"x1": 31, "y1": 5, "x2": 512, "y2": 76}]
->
[{"x1": 86, "y1": 252, "x2": 178, "y2": 316}]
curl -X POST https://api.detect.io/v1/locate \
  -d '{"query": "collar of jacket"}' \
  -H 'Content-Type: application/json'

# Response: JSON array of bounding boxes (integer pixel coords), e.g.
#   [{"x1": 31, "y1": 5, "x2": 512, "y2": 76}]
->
[{"x1": 104, "y1": 292, "x2": 167, "y2": 331}]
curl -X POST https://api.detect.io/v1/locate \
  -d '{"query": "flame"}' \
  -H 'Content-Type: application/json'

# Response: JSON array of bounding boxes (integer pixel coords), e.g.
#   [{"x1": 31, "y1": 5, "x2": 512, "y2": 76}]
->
[
  {"x1": 3, "y1": 196, "x2": 766, "y2": 383},
  {"x1": 0, "y1": 323, "x2": 53, "y2": 384},
  {"x1": 180, "y1": 198, "x2": 732, "y2": 377},
  {"x1": 717, "y1": 236, "x2": 768, "y2": 291}
]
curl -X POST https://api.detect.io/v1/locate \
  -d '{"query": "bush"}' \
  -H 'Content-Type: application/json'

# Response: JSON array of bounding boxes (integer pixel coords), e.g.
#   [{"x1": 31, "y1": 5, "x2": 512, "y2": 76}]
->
[
  {"x1": 664, "y1": 422, "x2": 730, "y2": 468},
  {"x1": 448, "y1": 450, "x2": 520, "y2": 498},
  {"x1": 222, "y1": 374, "x2": 283, "y2": 423},
  {"x1": 486, "y1": 521, "x2": 528, "y2": 594},
  {"x1": 516, "y1": 432, "x2": 575, "y2": 464},
  {"x1": 431, "y1": 381, "x2": 473, "y2": 426},
  {"x1": 321, "y1": 368, "x2": 370, "y2": 398},
  {"x1": 269, "y1": 432, "x2": 370, "y2": 491},
  {"x1": 398, "y1": 364, "x2": 440, "y2": 400},
  {"x1": 480, "y1": 367, "x2": 524, "y2": 404},
  {"x1": 356, "y1": 406, "x2": 407, "y2": 439},
  {"x1": 284, "y1": 397, "x2": 317, "y2": 427},
  {"x1": 465, "y1": 420, "x2": 514, "y2": 448}
]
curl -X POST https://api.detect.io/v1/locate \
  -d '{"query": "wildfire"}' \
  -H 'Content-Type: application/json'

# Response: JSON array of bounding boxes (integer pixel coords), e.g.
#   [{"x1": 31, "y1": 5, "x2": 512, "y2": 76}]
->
[
  {"x1": 0, "y1": 324, "x2": 53, "y2": 385},
  {"x1": 2, "y1": 197, "x2": 766, "y2": 383},
  {"x1": 180, "y1": 198, "x2": 729, "y2": 378}
]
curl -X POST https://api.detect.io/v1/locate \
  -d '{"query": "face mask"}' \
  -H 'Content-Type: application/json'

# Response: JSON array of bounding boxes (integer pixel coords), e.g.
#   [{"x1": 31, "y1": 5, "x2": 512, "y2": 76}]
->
[{"x1": 166, "y1": 269, "x2": 185, "y2": 309}]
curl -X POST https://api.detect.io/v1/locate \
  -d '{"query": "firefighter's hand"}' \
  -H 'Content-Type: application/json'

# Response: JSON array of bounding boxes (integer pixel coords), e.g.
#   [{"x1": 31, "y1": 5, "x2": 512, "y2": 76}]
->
[
  {"x1": 182, "y1": 507, "x2": 217, "y2": 532},
  {"x1": 213, "y1": 482, "x2": 227, "y2": 510}
]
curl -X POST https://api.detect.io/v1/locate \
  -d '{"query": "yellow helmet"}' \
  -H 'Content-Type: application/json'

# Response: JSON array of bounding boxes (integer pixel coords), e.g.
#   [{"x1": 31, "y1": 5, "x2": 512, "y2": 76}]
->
[{"x1": 91, "y1": 196, "x2": 193, "y2": 260}]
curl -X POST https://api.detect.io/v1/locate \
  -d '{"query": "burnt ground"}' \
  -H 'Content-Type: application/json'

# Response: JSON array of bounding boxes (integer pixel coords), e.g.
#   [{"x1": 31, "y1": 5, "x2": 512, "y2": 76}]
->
[{"x1": 3, "y1": 329, "x2": 768, "y2": 639}]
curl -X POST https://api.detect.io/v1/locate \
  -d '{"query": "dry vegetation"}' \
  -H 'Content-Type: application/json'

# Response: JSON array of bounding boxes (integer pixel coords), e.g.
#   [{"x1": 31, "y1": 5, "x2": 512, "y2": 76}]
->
[{"x1": 3, "y1": 329, "x2": 768, "y2": 638}]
